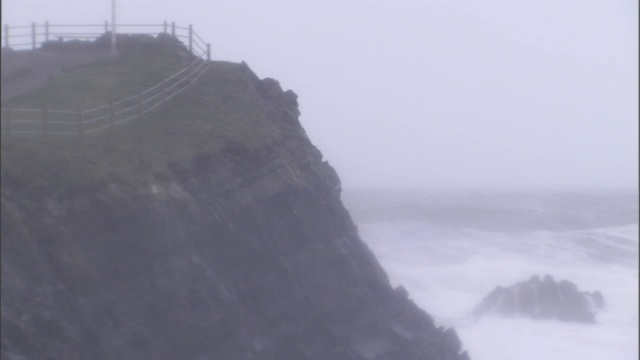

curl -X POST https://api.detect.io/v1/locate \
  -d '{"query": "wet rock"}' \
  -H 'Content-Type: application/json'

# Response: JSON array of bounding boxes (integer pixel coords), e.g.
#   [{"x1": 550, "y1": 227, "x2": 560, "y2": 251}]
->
[{"x1": 473, "y1": 275, "x2": 604, "y2": 323}]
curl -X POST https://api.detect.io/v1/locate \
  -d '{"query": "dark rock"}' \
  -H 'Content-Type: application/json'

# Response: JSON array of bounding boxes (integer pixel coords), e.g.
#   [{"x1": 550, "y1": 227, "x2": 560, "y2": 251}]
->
[
  {"x1": 442, "y1": 327, "x2": 463, "y2": 353},
  {"x1": 590, "y1": 291, "x2": 605, "y2": 308},
  {"x1": 255, "y1": 77, "x2": 283, "y2": 100},
  {"x1": 155, "y1": 33, "x2": 186, "y2": 49},
  {"x1": 394, "y1": 285, "x2": 409, "y2": 300},
  {"x1": 473, "y1": 275, "x2": 604, "y2": 323},
  {"x1": 1, "y1": 61, "x2": 469, "y2": 360}
]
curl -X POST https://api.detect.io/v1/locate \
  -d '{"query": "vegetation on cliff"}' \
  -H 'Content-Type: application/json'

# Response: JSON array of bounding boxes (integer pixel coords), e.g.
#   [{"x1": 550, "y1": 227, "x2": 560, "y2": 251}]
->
[
  {"x1": 5, "y1": 46, "x2": 184, "y2": 110},
  {"x1": 1, "y1": 48, "x2": 293, "y2": 199}
]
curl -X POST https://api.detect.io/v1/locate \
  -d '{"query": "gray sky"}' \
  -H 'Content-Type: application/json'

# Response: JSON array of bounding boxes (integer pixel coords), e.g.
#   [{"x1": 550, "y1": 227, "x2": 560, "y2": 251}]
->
[{"x1": 2, "y1": 0, "x2": 638, "y2": 191}]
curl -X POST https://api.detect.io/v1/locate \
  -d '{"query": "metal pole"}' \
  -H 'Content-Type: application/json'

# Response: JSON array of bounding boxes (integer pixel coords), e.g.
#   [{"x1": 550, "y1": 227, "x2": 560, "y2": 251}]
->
[
  {"x1": 111, "y1": 0, "x2": 116, "y2": 56},
  {"x1": 4, "y1": 24, "x2": 8, "y2": 48},
  {"x1": 188, "y1": 24, "x2": 193, "y2": 54},
  {"x1": 45, "y1": 21, "x2": 49, "y2": 42},
  {"x1": 207, "y1": 43, "x2": 211, "y2": 61},
  {"x1": 171, "y1": 22, "x2": 175, "y2": 37},
  {"x1": 31, "y1": 22, "x2": 36, "y2": 49},
  {"x1": 104, "y1": 20, "x2": 108, "y2": 33},
  {"x1": 163, "y1": 20, "x2": 167, "y2": 34}
]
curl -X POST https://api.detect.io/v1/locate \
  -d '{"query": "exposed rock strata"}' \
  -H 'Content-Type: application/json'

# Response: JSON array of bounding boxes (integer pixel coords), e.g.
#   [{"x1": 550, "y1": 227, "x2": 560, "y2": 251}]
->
[
  {"x1": 1, "y1": 56, "x2": 469, "y2": 359},
  {"x1": 473, "y1": 275, "x2": 604, "y2": 323}
]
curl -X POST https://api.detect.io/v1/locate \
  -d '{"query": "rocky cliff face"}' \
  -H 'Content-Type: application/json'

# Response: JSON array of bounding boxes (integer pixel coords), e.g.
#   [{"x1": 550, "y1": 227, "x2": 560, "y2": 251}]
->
[{"x1": 1, "y1": 59, "x2": 469, "y2": 360}]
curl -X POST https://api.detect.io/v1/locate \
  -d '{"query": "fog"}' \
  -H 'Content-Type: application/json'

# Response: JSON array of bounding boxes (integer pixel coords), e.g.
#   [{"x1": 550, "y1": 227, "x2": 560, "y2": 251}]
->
[{"x1": 2, "y1": 0, "x2": 638, "y2": 191}]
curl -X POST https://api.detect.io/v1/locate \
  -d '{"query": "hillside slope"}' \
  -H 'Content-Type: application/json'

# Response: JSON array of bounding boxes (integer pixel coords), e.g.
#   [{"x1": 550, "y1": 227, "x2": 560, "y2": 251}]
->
[{"x1": 1, "y1": 53, "x2": 469, "y2": 360}]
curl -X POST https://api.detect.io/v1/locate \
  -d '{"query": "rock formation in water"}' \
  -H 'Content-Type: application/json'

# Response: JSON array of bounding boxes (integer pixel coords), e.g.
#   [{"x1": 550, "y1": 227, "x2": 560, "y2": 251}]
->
[
  {"x1": 1, "y1": 44, "x2": 469, "y2": 359},
  {"x1": 473, "y1": 275, "x2": 604, "y2": 323}
]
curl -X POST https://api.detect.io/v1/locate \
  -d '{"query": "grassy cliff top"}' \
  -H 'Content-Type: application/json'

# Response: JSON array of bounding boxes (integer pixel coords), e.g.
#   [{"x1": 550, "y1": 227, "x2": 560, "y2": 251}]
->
[
  {"x1": 1, "y1": 45, "x2": 301, "y2": 198},
  {"x1": 4, "y1": 46, "x2": 185, "y2": 110}
]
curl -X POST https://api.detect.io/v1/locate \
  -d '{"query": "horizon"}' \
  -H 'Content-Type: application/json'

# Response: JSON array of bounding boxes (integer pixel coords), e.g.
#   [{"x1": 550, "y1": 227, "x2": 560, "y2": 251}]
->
[{"x1": 342, "y1": 185, "x2": 640, "y2": 194}]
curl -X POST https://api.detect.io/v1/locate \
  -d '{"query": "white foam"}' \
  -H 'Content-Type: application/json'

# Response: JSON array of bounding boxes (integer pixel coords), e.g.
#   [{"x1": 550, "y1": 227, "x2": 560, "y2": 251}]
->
[
  {"x1": 359, "y1": 220, "x2": 639, "y2": 360},
  {"x1": 458, "y1": 317, "x2": 639, "y2": 360}
]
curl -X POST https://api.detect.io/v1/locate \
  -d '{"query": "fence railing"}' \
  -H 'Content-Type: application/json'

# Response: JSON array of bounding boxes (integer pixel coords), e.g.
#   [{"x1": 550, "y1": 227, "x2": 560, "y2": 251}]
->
[
  {"x1": 1, "y1": 21, "x2": 211, "y2": 58},
  {"x1": 0, "y1": 22, "x2": 212, "y2": 138}
]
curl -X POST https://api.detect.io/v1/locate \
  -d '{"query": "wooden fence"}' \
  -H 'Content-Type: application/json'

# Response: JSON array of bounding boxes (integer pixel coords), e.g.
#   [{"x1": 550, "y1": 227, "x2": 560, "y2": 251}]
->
[{"x1": 0, "y1": 22, "x2": 211, "y2": 138}]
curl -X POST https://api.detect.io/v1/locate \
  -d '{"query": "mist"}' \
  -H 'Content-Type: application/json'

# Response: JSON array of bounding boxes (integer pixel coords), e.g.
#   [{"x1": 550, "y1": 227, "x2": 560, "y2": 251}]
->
[
  {"x1": 2, "y1": 0, "x2": 638, "y2": 191},
  {"x1": 2, "y1": 2, "x2": 638, "y2": 359}
]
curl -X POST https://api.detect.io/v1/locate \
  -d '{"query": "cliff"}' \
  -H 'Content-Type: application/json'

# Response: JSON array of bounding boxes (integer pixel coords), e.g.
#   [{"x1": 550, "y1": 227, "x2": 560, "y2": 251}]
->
[{"x1": 1, "y1": 56, "x2": 469, "y2": 360}]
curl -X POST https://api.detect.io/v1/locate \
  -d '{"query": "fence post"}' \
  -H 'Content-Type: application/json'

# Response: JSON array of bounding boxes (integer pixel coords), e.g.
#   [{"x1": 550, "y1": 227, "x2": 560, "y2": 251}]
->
[
  {"x1": 163, "y1": 20, "x2": 167, "y2": 34},
  {"x1": 31, "y1": 22, "x2": 36, "y2": 49},
  {"x1": 77, "y1": 109, "x2": 84, "y2": 139},
  {"x1": 109, "y1": 102, "x2": 115, "y2": 131},
  {"x1": 45, "y1": 21, "x2": 49, "y2": 42},
  {"x1": 189, "y1": 24, "x2": 193, "y2": 54},
  {"x1": 207, "y1": 43, "x2": 211, "y2": 61},
  {"x1": 4, "y1": 24, "x2": 8, "y2": 48},
  {"x1": 104, "y1": 20, "x2": 109, "y2": 33},
  {"x1": 171, "y1": 22, "x2": 175, "y2": 37},
  {"x1": 110, "y1": 17, "x2": 116, "y2": 56},
  {"x1": 43, "y1": 104, "x2": 49, "y2": 138}
]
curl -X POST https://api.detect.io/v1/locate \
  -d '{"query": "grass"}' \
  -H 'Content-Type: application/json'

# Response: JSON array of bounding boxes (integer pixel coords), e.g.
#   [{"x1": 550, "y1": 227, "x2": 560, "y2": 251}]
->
[
  {"x1": 5, "y1": 46, "x2": 185, "y2": 111},
  {"x1": 1, "y1": 55, "x2": 291, "y2": 199}
]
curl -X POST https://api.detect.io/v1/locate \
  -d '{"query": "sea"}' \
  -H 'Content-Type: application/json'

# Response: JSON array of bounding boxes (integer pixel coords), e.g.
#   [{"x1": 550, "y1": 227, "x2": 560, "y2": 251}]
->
[{"x1": 342, "y1": 189, "x2": 639, "y2": 360}]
